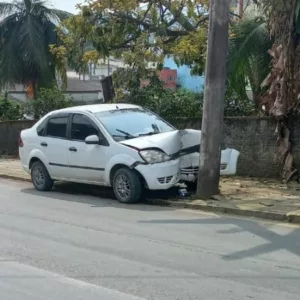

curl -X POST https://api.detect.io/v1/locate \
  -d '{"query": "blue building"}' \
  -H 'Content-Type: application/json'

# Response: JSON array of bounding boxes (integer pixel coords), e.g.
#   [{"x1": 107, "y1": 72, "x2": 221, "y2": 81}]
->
[{"x1": 163, "y1": 57, "x2": 204, "y2": 92}]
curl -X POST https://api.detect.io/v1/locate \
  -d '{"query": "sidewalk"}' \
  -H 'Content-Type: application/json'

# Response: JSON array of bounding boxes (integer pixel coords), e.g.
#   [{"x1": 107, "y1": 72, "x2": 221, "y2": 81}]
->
[
  {"x1": 1, "y1": 159, "x2": 300, "y2": 223},
  {"x1": 0, "y1": 159, "x2": 30, "y2": 181}
]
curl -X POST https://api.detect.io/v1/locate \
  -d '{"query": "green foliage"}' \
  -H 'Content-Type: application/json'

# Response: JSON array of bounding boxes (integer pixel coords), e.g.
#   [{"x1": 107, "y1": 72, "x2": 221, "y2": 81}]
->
[
  {"x1": 0, "y1": 94, "x2": 24, "y2": 121},
  {"x1": 224, "y1": 95, "x2": 256, "y2": 116},
  {"x1": 113, "y1": 68, "x2": 257, "y2": 118},
  {"x1": 112, "y1": 66, "x2": 256, "y2": 117},
  {"x1": 25, "y1": 87, "x2": 72, "y2": 118},
  {"x1": 111, "y1": 69, "x2": 203, "y2": 118},
  {"x1": 53, "y1": 0, "x2": 210, "y2": 76},
  {"x1": 0, "y1": 0, "x2": 72, "y2": 92},
  {"x1": 227, "y1": 16, "x2": 272, "y2": 108}
]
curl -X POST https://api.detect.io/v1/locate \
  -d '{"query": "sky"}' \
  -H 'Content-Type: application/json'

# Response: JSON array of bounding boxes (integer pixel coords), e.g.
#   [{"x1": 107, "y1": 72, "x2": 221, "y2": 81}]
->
[{"x1": 47, "y1": 0, "x2": 84, "y2": 13}]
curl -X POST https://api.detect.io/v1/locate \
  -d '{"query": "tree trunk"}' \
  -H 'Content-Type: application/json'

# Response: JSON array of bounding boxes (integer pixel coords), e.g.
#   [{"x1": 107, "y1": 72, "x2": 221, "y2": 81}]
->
[
  {"x1": 239, "y1": 0, "x2": 244, "y2": 18},
  {"x1": 32, "y1": 80, "x2": 38, "y2": 120},
  {"x1": 32, "y1": 81, "x2": 37, "y2": 100},
  {"x1": 197, "y1": 0, "x2": 230, "y2": 199},
  {"x1": 252, "y1": 90, "x2": 260, "y2": 111}
]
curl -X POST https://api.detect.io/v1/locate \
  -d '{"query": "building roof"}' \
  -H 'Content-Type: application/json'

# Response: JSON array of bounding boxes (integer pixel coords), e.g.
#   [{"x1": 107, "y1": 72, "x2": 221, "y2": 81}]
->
[
  {"x1": 64, "y1": 79, "x2": 102, "y2": 92},
  {"x1": 6, "y1": 78, "x2": 102, "y2": 93}
]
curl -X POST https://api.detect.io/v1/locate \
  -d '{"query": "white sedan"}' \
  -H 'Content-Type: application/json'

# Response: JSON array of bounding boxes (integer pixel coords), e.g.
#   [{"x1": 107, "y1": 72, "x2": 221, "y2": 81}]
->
[{"x1": 19, "y1": 104, "x2": 239, "y2": 203}]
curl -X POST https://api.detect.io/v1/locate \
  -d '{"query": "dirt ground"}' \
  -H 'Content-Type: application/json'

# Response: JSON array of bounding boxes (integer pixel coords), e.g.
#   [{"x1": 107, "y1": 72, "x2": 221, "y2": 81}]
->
[{"x1": 220, "y1": 176, "x2": 300, "y2": 201}]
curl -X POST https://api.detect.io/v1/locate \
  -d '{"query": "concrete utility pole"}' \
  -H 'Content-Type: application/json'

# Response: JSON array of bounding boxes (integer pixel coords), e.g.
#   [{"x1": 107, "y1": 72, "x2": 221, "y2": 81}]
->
[{"x1": 197, "y1": 0, "x2": 230, "y2": 199}]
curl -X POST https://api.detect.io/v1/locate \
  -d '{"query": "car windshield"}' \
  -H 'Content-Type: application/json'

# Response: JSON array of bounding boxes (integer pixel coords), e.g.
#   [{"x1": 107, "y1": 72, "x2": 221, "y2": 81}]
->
[{"x1": 94, "y1": 108, "x2": 175, "y2": 140}]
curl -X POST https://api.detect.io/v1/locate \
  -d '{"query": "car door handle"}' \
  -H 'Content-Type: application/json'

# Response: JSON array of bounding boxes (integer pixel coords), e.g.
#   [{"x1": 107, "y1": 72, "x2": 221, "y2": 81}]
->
[
  {"x1": 69, "y1": 147, "x2": 77, "y2": 152},
  {"x1": 40, "y1": 142, "x2": 47, "y2": 147}
]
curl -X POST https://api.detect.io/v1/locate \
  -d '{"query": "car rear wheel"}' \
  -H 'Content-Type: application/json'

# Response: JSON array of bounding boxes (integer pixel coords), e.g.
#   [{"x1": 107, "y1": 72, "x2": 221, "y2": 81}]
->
[
  {"x1": 112, "y1": 168, "x2": 142, "y2": 204},
  {"x1": 31, "y1": 161, "x2": 54, "y2": 191}
]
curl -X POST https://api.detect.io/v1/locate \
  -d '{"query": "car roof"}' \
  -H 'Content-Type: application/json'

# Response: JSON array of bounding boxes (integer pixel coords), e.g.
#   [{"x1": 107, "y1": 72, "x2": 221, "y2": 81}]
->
[{"x1": 51, "y1": 103, "x2": 141, "y2": 115}]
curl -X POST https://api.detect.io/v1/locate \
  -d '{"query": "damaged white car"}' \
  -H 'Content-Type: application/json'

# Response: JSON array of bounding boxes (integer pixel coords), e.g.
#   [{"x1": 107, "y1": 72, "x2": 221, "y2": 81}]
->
[{"x1": 19, "y1": 104, "x2": 240, "y2": 204}]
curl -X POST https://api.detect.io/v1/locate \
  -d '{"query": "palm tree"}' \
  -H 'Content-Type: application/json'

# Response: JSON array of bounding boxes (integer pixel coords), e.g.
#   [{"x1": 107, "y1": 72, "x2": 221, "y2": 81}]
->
[
  {"x1": 0, "y1": 0, "x2": 71, "y2": 97},
  {"x1": 256, "y1": 0, "x2": 300, "y2": 182},
  {"x1": 228, "y1": 1, "x2": 300, "y2": 181},
  {"x1": 227, "y1": 16, "x2": 273, "y2": 111}
]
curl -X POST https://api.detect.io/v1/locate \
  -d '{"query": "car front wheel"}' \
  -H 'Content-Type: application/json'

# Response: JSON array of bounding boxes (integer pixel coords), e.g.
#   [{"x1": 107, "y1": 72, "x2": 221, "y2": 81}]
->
[
  {"x1": 112, "y1": 168, "x2": 142, "y2": 204},
  {"x1": 31, "y1": 161, "x2": 54, "y2": 191}
]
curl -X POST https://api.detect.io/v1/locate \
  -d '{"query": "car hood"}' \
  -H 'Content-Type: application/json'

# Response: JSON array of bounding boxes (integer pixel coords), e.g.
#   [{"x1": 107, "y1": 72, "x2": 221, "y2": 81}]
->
[{"x1": 120, "y1": 129, "x2": 201, "y2": 156}]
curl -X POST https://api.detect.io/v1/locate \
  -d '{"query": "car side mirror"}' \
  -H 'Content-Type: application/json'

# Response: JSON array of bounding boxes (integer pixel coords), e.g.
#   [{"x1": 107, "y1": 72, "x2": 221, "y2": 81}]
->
[{"x1": 85, "y1": 135, "x2": 100, "y2": 145}]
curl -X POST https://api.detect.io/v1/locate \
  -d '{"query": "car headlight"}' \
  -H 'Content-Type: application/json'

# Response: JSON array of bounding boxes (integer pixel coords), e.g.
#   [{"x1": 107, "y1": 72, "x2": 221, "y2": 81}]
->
[{"x1": 139, "y1": 149, "x2": 171, "y2": 164}]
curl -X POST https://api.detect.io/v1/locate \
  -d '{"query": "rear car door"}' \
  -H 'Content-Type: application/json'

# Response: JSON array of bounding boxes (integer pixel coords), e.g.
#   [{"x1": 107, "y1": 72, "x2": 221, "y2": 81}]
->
[
  {"x1": 66, "y1": 113, "x2": 109, "y2": 183},
  {"x1": 40, "y1": 113, "x2": 70, "y2": 179}
]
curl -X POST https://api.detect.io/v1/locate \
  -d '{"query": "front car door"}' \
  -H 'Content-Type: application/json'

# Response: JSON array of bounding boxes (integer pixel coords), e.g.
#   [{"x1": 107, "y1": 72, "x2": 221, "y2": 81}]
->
[
  {"x1": 40, "y1": 113, "x2": 70, "y2": 179},
  {"x1": 66, "y1": 113, "x2": 109, "y2": 184}
]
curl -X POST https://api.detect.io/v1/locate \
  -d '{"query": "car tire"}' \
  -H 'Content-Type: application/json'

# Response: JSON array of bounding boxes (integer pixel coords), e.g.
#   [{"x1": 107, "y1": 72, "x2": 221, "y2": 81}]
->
[
  {"x1": 112, "y1": 168, "x2": 142, "y2": 204},
  {"x1": 31, "y1": 161, "x2": 54, "y2": 191},
  {"x1": 186, "y1": 181, "x2": 198, "y2": 191}
]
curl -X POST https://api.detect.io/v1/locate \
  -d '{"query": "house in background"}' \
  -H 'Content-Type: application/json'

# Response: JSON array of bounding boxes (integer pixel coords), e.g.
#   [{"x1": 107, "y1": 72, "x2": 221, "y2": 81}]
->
[
  {"x1": 159, "y1": 68, "x2": 177, "y2": 90},
  {"x1": 67, "y1": 54, "x2": 202, "y2": 93},
  {"x1": 66, "y1": 58, "x2": 125, "y2": 81},
  {"x1": 163, "y1": 57, "x2": 204, "y2": 92},
  {"x1": 67, "y1": 57, "x2": 157, "y2": 81},
  {"x1": 6, "y1": 78, "x2": 104, "y2": 104},
  {"x1": 140, "y1": 68, "x2": 178, "y2": 90}
]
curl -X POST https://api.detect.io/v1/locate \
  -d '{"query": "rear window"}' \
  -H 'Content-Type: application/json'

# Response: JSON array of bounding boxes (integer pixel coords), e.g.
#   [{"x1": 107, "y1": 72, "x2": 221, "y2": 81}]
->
[
  {"x1": 46, "y1": 116, "x2": 68, "y2": 138},
  {"x1": 36, "y1": 119, "x2": 47, "y2": 136}
]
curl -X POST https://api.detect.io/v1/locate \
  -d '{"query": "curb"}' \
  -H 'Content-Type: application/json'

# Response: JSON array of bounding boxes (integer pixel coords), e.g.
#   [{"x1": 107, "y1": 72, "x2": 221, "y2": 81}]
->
[
  {"x1": 1, "y1": 173, "x2": 299, "y2": 224},
  {"x1": 0, "y1": 174, "x2": 31, "y2": 183},
  {"x1": 146, "y1": 199, "x2": 300, "y2": 224}
]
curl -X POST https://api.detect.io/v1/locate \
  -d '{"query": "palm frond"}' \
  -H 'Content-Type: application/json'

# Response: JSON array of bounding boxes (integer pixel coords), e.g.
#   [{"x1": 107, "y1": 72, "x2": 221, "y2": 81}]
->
[
  {"x1": 0, "y1": 2, "x2": 18, "y2": 17},
  {"x1": 19, "y1": 15, "x2": 47, "y2": 69},
  {"x1": 227, "y1": 17, "x2": 273, "y2": 100},
  {"x1": 0, "y1": 0, "x2": 71, "y2": 90},
  {"x1": 0, "y1": 15, "x2": 24, "y2": 87}
]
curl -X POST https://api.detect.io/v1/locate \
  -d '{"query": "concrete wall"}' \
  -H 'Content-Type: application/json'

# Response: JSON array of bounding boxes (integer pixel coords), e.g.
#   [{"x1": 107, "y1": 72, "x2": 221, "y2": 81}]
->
[
  {"x1": 68, "y1": 92, "x2": 104, "y2": 103},
  {"x1": 167, "y1": 117, "x2": 285, "y2": 178},
  {"x1": 8, "y1": 92, "x2": 104, "y2": 104},
  {"x1": 0, "y1": 120, "x2": 35, "y2": 156},
  {"x1": 0, "y1": 116, "x2": 296, "y2": 178}
]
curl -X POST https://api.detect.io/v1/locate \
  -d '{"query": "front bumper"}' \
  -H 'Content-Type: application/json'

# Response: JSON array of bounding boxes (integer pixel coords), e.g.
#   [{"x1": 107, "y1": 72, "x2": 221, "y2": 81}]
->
[
  {"x1": 135, "y1": 159, "x2": 180, "y2": 190},
  {"x1": 180, "y1": 166, "x2": 198, "y2": 182},
  {"x1": 180, "y1": 163, "x2": 229, "y2": 182}
]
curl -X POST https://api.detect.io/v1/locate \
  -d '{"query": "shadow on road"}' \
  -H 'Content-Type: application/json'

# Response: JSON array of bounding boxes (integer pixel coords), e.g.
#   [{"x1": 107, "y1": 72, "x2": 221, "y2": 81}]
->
[
  {"x1": 139, "y1": 217, "x2": 300, "y2": 260},
  {"x1": 20, "y1": 182, "x2": 180, "y2": 212}
]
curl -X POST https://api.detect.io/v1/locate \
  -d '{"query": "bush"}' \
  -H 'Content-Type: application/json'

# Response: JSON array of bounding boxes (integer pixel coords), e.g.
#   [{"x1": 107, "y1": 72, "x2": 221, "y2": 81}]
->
[
  {"x1": 113, "y1": 87, "x2": 203, "y2": 119},
  {"x1": 112, "y1": 69, "x2": 255, "y2": 118},
  {"x1": 0, "y1": 94, "x2": 24, "y2": 121},
  {"x1": 25, "y1": 86, "x2": 72, "y2": 118},
  {"x1": 224, "y1": 95, "x2": 256, "y2": 116},
  {"x1": 112, "y1": 72, "x2": 204, "y2": 119}
]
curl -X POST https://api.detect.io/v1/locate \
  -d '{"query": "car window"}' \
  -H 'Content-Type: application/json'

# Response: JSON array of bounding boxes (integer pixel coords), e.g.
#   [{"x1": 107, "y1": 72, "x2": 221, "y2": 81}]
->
[
  {"x1": 37, "y1": 119, "x2": 47, "y2": 136},
  {"x1": 94, "y1": 108, "x2": 174, "y2": 140},
  {"x1": 71, "y1": 114, "x2": 99, "y2": 141},
  {"x1": 46, "y1": 116, "x2": 68, "y2": 139}
]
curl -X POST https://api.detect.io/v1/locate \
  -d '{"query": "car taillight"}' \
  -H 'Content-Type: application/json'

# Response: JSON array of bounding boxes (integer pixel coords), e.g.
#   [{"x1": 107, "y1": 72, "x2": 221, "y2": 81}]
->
[{"x1": 18, "y1": 137, "x2": 24, "y2": 147}]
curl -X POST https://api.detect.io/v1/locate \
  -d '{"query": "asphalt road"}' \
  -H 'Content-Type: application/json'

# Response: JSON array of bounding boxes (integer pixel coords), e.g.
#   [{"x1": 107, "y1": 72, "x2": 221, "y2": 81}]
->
[{"x1": 0, "y1": 179, "x2": 300, "y2": 300}]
